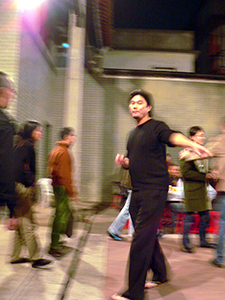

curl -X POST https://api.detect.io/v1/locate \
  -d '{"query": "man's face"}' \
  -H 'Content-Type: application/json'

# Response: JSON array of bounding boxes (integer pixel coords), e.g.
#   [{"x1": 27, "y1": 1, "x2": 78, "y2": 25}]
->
[
  {"x1": 67, "y1": 132, "x2": 77, "y2": 146},
  {"x1": 0, "y1": 77, "x2": 16, "y2": 108},
  {"x1": 190, "y1": 130, "x2": 205, "y2": 145},
  {"x1": 168, "y1": 165, "x2": 181, "y2": 178},
  {"x1": 129, "y1": 95, "x2": 151, "y2": 120}
]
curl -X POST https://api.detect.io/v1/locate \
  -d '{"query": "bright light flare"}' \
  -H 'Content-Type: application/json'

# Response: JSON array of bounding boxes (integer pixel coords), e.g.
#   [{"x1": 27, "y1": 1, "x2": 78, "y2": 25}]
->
[{"x1": 16, "y1": 0, "x2": 47, "y2": 11}]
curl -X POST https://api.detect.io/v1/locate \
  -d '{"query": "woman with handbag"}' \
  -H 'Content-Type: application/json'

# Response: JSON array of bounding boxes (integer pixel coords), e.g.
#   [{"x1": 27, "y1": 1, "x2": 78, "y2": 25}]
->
[{"x1": 10, "y1": 120, "x2": 51, "y2": 268}]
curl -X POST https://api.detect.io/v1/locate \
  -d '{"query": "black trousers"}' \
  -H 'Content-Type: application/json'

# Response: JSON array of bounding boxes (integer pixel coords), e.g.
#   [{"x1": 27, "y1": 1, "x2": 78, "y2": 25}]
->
[{"x1": 122, "y1": 189, "x2": 168, "y2": 300}]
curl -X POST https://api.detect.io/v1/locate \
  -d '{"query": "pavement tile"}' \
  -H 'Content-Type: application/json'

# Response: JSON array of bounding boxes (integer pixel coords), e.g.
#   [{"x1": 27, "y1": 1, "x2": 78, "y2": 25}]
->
[{"x1": 1, "y1": 207, "x2": 225, "y2": 300}]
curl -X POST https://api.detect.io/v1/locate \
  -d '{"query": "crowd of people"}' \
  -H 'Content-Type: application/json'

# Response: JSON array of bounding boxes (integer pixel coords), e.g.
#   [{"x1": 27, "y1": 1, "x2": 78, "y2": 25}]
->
[
  {"x1": 110, "y1": 89, "x2": 225, "y2": 300},
  {"x1": 1, "y1": 70, "x2": 225, "y2": 300}
]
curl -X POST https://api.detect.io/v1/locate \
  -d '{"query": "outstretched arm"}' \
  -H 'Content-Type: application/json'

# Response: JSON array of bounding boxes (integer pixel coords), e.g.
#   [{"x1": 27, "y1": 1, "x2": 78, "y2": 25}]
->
[{"x1": 169, "y1": 132, "x2": 213, "y2": 158}]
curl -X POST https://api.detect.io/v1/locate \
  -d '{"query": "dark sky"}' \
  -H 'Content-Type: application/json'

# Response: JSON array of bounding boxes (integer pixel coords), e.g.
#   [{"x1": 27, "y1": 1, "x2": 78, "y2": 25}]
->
[{"x1": 113, "y1": 0, "x2": 208, "y2": 30}]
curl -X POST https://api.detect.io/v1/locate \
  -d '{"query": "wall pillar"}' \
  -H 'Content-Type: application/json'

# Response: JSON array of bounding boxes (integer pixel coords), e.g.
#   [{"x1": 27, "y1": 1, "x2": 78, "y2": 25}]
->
[{"x1": 64, "y1": 13, "x2": 85, "y2": 188}]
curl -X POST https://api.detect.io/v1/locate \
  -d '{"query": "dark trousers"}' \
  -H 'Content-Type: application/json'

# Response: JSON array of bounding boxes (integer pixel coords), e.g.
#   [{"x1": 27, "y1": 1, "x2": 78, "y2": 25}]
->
[
  {"x1": 183, "y1": 210, "x2": 210, "y2": 247},
  {"x1": 122, "y1": 189, "x2": 168, "y2": 300}
]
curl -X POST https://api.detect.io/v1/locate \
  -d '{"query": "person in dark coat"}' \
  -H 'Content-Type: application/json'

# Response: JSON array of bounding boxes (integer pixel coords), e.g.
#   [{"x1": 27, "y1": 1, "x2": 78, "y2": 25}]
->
[
  {"x1": 0, "y1": 71, "x2": 18, "y2": 229},
  {"x1": 11, "y1": 120, "x2": 52, "y2": 268}
]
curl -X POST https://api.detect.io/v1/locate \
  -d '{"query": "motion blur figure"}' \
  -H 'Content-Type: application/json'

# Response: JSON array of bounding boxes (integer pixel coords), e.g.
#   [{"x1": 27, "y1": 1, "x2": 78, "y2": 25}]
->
[
  {"x1": 0, "y1": 71, "x2": 18, "y2": 228},
  {"x1": 11, "y1": 120, "x2": 52, "y2": 268}
]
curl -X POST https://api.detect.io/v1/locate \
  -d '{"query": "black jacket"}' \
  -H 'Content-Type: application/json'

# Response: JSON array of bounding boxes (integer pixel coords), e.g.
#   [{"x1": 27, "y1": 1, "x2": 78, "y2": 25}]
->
[
  {"x1": 0, "y1": 109, "x2": 16, "y2": 217},
  {"x1": 14, "y1": 139, "x2": 36, "y2": 187}
]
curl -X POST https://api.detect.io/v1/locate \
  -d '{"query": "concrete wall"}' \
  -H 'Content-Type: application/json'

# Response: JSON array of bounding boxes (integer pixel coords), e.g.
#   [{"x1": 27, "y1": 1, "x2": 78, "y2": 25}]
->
[
  {"x1": 0, "y1": 2, "x2": 66, "y2": 179},
  {"x1": 81, "y1": 73, "x2": 225, "y2": 204},
  {"x1": 113, "y1": 29, "x2": 195, "y2": 51},
  {"x1": 17, "y1": 25, "x2": 66, "y2": 179},
  {"x1": 1, "y1": 1, "x2": 225, "y2": 207},
  {"x1": 0, "y1": 2, "x2": 21, "y2": 116}
]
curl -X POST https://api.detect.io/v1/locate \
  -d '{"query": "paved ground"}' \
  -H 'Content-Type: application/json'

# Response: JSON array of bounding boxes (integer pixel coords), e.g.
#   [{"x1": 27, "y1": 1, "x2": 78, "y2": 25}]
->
[{"x1": 0, "y1": 203, "x2": 225, "y2": 300}]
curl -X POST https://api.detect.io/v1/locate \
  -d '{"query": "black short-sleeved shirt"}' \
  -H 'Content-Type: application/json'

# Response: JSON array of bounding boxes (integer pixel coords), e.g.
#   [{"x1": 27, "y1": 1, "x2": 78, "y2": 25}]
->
[{"x1": 127, "y1": 119, "x2": 177, "y2": 190}]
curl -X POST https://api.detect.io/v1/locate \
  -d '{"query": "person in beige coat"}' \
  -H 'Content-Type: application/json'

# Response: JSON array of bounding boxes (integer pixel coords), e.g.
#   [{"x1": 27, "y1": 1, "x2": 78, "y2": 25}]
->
[
  {"x1": 180, "y1": 126, "x2": 217, "y2": 253},
  {"x1": 179, "y1": 118, "x2": 225, "y2": 265},
  {"x1": 204, "y1": 117, "x2": 225, "y2": 267}
]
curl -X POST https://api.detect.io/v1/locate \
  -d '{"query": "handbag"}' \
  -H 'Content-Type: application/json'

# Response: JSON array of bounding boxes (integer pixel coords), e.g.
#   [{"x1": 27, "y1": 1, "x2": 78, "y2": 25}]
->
[
  {"x1": 15, "y1": 182, "x2": 36, "y2": 218},
  {"x1": 120, "y1": 168, "x2": 132, "y2": 190}
]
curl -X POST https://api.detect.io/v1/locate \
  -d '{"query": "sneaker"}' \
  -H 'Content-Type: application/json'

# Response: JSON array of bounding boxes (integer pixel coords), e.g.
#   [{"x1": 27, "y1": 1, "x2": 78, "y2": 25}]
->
[
  {"x1": 107, "y1": 230, "x2": 123, "y2": 241},
  {"x1": 200, "y1": 242, "x2": 217, "y2": 249},
  {"x1": 181, "y1": 245, "x2": 195, "y2": 253},
  {"x1": 48, "y1": 248, "x2": 63, "y2": 257},
  {"x1": 32, "y1": 258, "x2": 52, "y2": 268},
  {"x1": 157, "y1": 232, "x2": 164, "y2": 238},
  {"x1": 211, "y1": 258, "x2": 223, "y2": 268}
]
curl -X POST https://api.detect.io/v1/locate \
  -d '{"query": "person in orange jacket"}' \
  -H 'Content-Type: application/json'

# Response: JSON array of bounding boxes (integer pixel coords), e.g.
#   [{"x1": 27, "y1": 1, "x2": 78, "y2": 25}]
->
[{"x1": 48, "y1": 127, "x2": 79, "y2": 257}]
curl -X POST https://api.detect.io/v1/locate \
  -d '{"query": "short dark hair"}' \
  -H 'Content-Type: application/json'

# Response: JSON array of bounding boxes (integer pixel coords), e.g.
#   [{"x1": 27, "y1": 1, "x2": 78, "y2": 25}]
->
[
  {"x1": 60, "y1": 127, "x2": 74, "y2": 140},
  {"x1": 0, "y1": 71, "x2": 11, "y2": 89},
  {"x1": 189, "y1": 126, "x2": 204, "y2": 137},
  {"x1": 129, "y1": 89, "x2": 152, "y2": 116},
  {"x1": 19, "y1": 120, "x2": 42, "y2": 139}
]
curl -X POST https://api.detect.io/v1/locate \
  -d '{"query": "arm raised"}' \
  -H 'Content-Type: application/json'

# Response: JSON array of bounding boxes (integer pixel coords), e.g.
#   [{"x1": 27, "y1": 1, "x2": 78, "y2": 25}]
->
[{"x1": 169, "y1": 132, "x2": 213, "y2": 159}]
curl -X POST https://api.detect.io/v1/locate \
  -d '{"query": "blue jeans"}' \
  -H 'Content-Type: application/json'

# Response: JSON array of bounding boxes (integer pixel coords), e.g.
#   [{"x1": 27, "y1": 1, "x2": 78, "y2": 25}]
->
[
  {"x1": 169, "y1": 201, "x2": 186, "y2": 229},
  {"x1": 108, "y1": 190, "x2": 134, "y2": 236},
  {"x1": 183, "y1": 210, "x2": 210, "y2": 247},
  {"x1": 216, "y1": 193, "x2": 225, "y2": 263}
]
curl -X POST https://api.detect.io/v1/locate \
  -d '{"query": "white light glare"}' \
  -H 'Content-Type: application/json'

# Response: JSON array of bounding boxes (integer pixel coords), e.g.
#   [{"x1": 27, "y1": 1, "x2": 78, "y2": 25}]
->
[{"x1": 16, "y1": 0, "x2": 46, "y2": 11}]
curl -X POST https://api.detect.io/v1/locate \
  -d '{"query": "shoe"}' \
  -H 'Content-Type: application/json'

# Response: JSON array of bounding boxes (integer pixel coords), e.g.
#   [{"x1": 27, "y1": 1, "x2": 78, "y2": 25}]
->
[
  {"x1": 59, "y1": 240, "x2": 66, "y2": 246},
  {"x1": 145, "y1": 280, "x2": 167, "y2": 289},
  {"x1": 181, "y1": 245, "x2": 195, "y2": 253},
  {"x1": 211, "y1": 258, "x2": 223, "y2": 268},
  {"x1": 32, "y1": 258, "x2": 52, "y2": 268},
  {"x1": 107, "y1": 231, "x2": 123, "y2": 241},
  {"x1": 157, "y1": 232, "x2": 164, "y2": 238},
  {"x1": 200, "y1": 242, "x2": 217, "y2": 249},
  {"x1": 48, "y1": 248, "x2": 63, "y2": 257},
  {"x1": 11, "y1": 258, "x2": 30, "y2": 264},
  {"x1": 110, "y1": 294, "x2": 130, "y2": 300}
]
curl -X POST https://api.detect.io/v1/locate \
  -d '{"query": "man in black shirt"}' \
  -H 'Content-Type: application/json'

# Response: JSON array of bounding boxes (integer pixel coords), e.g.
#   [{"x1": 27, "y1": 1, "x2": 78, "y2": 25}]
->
[{"x1": 111, "y1": 89, "x2": 212, "y2": 300}]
